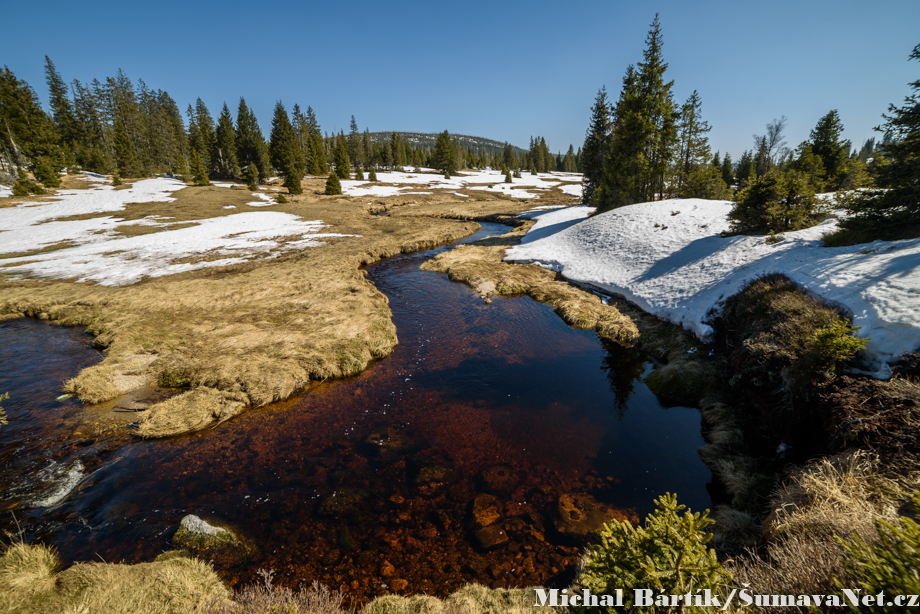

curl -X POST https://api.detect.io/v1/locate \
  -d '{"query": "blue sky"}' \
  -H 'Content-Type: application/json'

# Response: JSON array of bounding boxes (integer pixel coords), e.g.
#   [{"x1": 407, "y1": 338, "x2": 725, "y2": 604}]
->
[{"x1": 3, "y1": 0, "x2": 918, "y2": 160}]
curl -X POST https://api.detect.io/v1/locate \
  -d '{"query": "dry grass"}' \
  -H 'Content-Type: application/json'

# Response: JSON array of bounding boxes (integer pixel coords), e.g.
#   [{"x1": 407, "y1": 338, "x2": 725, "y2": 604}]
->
[
  {"x1": 207, "y1": 570, "x2": 351, "y2": 614},
  {"x1": 362, "y1": 584, "x2": 546, "y2": 614},
  {"x1": 763, "y1": 449, "x2": 907, "y2": 540},
  {"x1": 0, "y1": 544, "x2": 230, "y2": 614},
  {"x1": 0, "y1": 188, "x2": 535, "y2": 437},
  {"x1": 419, "y1": 225, "x2": 638, "y2": 346}
]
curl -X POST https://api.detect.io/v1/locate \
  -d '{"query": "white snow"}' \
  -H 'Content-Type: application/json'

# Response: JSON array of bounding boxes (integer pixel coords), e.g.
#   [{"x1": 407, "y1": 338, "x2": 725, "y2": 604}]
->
[
  {"x1": 247, "y1": 192, "x2": 275, "y2": 206},
  {"x1": 0, "y1": 173, "x2": 356, "y2": 286},
  {"x1": 2, "y1": 212, "x2": 353, "y2": 286},
  {"x1": 557, "y1": 183, "x2": 583, "y2": 197},
  {"x1": 339, "y1": 169, "x2": 581, "y2": 199},
  {"x1": 0, "y1": 185, "x2": 12, "y2": 198},
  {"x1": 450, "y1": 192, "x2": 469, "y2": 198},
  {"x1": 506, "y1": 198, "x2": 920, "y2": 375}
]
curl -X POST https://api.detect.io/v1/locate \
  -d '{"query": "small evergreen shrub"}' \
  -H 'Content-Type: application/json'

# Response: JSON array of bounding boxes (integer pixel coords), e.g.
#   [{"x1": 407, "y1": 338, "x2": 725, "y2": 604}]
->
[
  {"x1": 33, "y1": 159, "x2": 61, "y2": 188},
  {"x1": 513, "y1": 169, "x2": 522, "y2": 178},
  {"x1": 444, "y1": 170, "x2": 450, "y2": 179},
  {"x1": 12, "y1": 179, "x2": 45, "y2": 196},
  {"x1": 276, "y1": 194, "x2": 287, "y2": 204},
  {"x1": 245, "y1": 163, "x2": 259, "y2": 191},
  {"x1": 325, "y1": 173, "x2": 342, "y2": 195},
  {"x1": 355, "y1": 167, "x2": 365, "y2": 181},
  {"x1": 505, "y1": 171, "x2": 512, "y2": 183},
  {"x1": 728, "y1": 170, "x2": 824, "y2": 234},
  {"x1": 576, "y1": 493, "x2": 731, "y2": 613},
  {"x1": 111, "y1": 173, "x2": 123, "y2": 187},
  {"x1": 837, "y1": 492, "x2": 920, "y2": 612},
  {"x1": 369, "y1": 168, "x2": 377, "y2": 182}
]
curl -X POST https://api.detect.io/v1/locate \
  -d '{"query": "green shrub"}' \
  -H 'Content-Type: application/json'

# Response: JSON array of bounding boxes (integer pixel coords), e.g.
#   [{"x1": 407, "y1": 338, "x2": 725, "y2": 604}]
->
[
  {"x1": 33, "y1": 159, "x2": 61, "y2": 188},
  {"x1": 505, "y1": 171, "x2": 512, "y2": 183},
  {"x1": 576, "y1": 493, "x2": 731, "y2": 612},
  {"x1": 837, "y1": 492, "x2": 920, "y2": 612},
  {"x1": 369, "y1": 167, "x2": 377, "y2": 182},
  {"x1": 12, "y1": 179, "x2": 45, "y2": 197},
  {"x1": 111, "y1": 173, "x2": 123, "y2": 187},
  {"x1": 276, "y1": 194, "x2": 287, "y2": 204},
  {"x1": 355, "y1": 167, "x2": 365, "y2": 181},
  {"x1": 325, "y1": 173, "x2": 342, "y2": 195},
  {"x1": 245, "y1": 163, "x2": 259, "y2": 191},
  {"x1": 728, "y1": 169, "x2": 824, "y2": 234}
]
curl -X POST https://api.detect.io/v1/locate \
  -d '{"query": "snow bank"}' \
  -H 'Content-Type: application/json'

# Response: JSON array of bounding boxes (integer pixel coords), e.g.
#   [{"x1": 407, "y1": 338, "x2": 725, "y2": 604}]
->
[
  {"x1": 0, "y1": 173, "x2": 355, "y2": 286},
  {"x1": 340, "y1": 169, "x2": 581, "y2": 198},
  {"x1": 0, "y1": 185, "x2": 12, "y2": 198},
  {"x1": 506, "y1": 199, "x2": 920, "y2": 374},
  {"x1": 2, "y1": 212, "x2": 352, "y2": 286}
]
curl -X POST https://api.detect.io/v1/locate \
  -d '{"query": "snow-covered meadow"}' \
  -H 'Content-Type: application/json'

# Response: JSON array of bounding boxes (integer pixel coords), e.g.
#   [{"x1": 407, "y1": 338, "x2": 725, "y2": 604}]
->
[
  {"x1": 506, "y1": 200, "x2": 920, "y2": 375},
  {"x1": 340, "y1": 169, "x2": 582, "y2": 199},
  {"x1": 0, "y1": 174, "x2": 352, "y2": 286}
]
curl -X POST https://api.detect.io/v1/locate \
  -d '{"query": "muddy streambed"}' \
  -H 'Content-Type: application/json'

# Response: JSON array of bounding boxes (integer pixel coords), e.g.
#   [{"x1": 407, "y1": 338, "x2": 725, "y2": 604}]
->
[{"x1": 0, "y1": 222, "x2": 711, "y2": 603}]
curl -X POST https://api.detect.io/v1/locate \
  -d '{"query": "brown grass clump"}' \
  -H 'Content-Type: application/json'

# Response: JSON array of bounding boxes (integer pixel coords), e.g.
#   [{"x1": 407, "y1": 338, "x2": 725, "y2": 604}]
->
[
  {"x1": 0, "y1": 543, "x2": 230, "y2": 614},
  {"x1": 763, "y1": 449, "x2": 905, "y2": 540},
  {"x1": 207, "y1": 570, "x2": 350, "y2": 614},
  {"x1": 361, "y1": 584, "x2": 546, "y2": 614}
]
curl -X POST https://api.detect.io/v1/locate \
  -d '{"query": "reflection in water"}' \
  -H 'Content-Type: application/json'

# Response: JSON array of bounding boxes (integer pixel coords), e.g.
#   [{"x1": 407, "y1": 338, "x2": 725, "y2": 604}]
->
[{"x1": 0, "y1": 223, "x2": 711, "y2": 604}]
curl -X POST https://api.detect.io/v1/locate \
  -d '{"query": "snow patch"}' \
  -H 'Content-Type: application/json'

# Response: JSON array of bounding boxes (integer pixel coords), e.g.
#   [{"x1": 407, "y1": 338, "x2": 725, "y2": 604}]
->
[{"x1": 506, "y1": 198, "x2": 920, "y2": 375}]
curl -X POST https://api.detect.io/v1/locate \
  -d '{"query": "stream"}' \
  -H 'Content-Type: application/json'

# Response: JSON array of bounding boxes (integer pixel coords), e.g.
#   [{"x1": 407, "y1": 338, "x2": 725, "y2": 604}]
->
[{"x1": 0, "y1": 221, "x2": 711, "y2": 603}]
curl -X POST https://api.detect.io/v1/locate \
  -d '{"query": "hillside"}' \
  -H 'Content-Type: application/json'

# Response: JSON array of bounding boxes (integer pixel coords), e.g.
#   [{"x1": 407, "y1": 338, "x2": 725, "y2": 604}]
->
[{"x1": 366, "y1": 131, "x2": 528, "y2": 156}]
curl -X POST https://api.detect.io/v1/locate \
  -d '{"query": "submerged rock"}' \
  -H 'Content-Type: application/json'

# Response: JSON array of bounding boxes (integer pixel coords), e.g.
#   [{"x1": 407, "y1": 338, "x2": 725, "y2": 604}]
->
[
  {"x1": 171, "y1": 514, "x2": 255, "y2": 566},
  {"x1": 554, "y1": 493, "x2": 626, "y2": 536},
  {"x1": 478, "y1": 465, "x2": 519, "y2": 496},
  {"x1": 470, "y1": 493, "x2": 502, "y2": 528},
  {"x1": 474, "y1": 524, "x2": 509, "y2": 549},
  {"x1": 359, "y1": 425, "x2": 424, "y2": 464},
  {"x1": 318, "y1": 488, "x2": 370, "y2": 516}
]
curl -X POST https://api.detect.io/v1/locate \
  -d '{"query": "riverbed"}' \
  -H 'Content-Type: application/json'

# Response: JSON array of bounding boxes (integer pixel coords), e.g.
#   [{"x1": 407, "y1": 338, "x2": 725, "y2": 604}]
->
[{"x1": 0, "y1": 222, "x2": 711, "y2": 603}]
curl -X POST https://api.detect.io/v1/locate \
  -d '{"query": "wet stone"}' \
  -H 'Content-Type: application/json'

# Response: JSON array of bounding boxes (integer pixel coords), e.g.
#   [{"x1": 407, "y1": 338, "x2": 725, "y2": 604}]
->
[
  {"x1": 171, "y1": 514, "x2": 255, "y2": 566},
  {"x1": 478, "y1": 465, "x2": 519, "y2": 496},
  {"x1": 554, "y1": 493, "x2": 619, "y2": 536},
  {"x1": 380, "y1": 560, "x2": 395, "y2": 577},
  {"x1": 359, "y1": 426, "x2": 424, "y2": 464},
  {"x1": 475, "y1": 524, "x2": 509, "y2": 550},
  {"x1": 470, "y1": 493, "x2": 502, "y2": 528},
  {"x1": 318, "y1": 488, "x2": 370, "y2": 516}
]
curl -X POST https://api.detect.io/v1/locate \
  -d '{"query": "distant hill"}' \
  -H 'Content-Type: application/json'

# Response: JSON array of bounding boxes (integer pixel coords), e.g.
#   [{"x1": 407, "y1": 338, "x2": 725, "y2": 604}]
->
[{"x1": 367, "y1": 132, "x2": 527, "y2": 157}]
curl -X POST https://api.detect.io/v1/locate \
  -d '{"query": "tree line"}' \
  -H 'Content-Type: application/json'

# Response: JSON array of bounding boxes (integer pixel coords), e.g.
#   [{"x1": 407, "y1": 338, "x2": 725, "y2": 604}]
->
[
  {"x1": 0, "y1": 58, "x2": 584, "y2": 198},
  {"x1": 580, "y1": 15, "x2": 917, "y2": 241}
]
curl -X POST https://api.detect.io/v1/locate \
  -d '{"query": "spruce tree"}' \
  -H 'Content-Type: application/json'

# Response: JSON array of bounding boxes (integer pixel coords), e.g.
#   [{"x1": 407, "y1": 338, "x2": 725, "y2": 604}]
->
[
  {"x1": 246, "y1": 163, "x2": 259, "y2": 191},
  {"x1": 213, "y1": 103, "x2": 240, "y2": 180},
  {"x1": 839, "y1": 43, "x2": 920, "y2": 238},
  {"x1": 43, "y1": 56, "x2": 78, "y2": 151},
  {"x1": 808, "y1": 110, "x2": 850, "y2": 190},
  {"x1": 505, "y1": 170, "x2": 512, "y2": 183},
  {"x1": 369, "y1": 166, "x2": 377, "y2": 182},
  {"x1": 433, "y1": 130, "x2": 456, "y2": 173},
  {"x1": 355, "y1": 166, "x2": 364, "y2": 180},
  {"x1": 720, "y1": 152, "x2": 734, "y2": 187},
  {"x1": 333, "y1": 133, "x2": 351, "y2": 179},
  {"x1": 190, "y1": 148, "x2": 210, "y2": 186},
  {"x1": 269, "y1": 101, "x2": 305, "y2": 194},
  {"x1": 325, "y1": 172, "x2": 342, "y2": 195},
  {"x1": 675, "y1": 90, "x2": 712, "y2": 197}
]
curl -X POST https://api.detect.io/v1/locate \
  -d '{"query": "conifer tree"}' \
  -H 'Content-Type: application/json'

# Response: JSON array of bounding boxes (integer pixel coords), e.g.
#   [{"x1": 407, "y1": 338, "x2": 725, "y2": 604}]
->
[
  {"x1": 505, "y1": 170, "x2": 512, "y2": 183},
  {"x1": 348, "y1": 115, "x2": 365, "y2": 169},
  {"x1": 0, "y1": 66, "x2": 63, "y2": 176},
  {"x1": 355, "y1": 166, "x2": 364, "y2": 180},
  {"x1": 213, "y1": 103, "x2": 240, "y2": 180},
  {"x1": 839, "y1": 43, "x2": 920, "y2": 237},
  {"x1": 675, "y1": 90, "x2": 713, "y2": 197},
  {"x1": 369, "y1": 166, "x2": 377, "y2": 182},
  {"x1": 325, "y1": 171, "x2": 342, "y2": 195},
  {"x1": 190, "y1": 148, "x2": 210, "y2": 186},
  {"x1": 333, "y1": 132, "x2": 351, "y2": 179},
  {"x1": 720, "y1": 152, "x2": 734, "y2": 187},
  {"x1": 235, "y1": 97, "x2": 271, "y2": 181},
  {"x1": 113, "y1": 118, "x2": 141, "y2": 177},
  {"x1": 43, "y1": 56, "x2": 78, "y2": 151},
  {"x1": 245, "y1": 162, "x2": 259, "y2": 191},
  {"x1": 807, "y1": 110, "x2": 850, "y2": 190},
  {"x1": 432, "y1": 130, "x2": 457, "y2": 173},
  {"x1": 269, "y1": 101, "x2": 305, "y2": 194}
]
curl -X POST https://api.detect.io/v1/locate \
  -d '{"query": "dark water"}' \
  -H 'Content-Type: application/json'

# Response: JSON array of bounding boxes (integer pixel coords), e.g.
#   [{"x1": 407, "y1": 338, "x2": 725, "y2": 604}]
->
[{"x1": 0, "y1": 222, "x2": 711, "y2": 602}]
